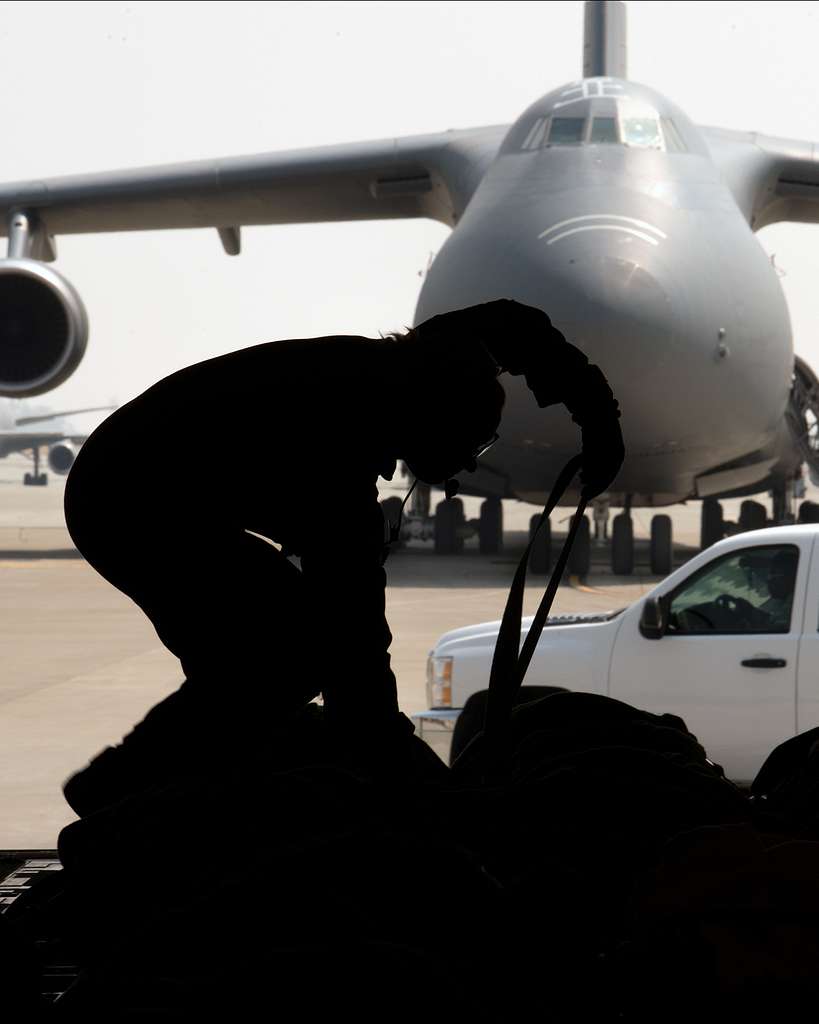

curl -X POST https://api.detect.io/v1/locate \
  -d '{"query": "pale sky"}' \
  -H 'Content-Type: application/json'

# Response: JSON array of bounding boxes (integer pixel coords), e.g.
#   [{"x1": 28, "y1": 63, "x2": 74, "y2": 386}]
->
[{"x1": 2, "y1": 0, "x2": 819, "y2": 424}]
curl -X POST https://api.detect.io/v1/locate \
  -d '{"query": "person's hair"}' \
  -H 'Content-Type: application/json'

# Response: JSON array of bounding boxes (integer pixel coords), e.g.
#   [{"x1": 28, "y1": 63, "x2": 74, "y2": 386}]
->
[{"x1": 379, "y1": 326, "x2": 419, "y2": 345}]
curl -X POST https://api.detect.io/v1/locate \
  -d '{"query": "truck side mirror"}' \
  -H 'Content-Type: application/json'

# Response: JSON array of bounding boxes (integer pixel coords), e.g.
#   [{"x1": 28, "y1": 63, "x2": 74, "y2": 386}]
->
[{"x1": 639, "y1": 596, "x2": 666, "y2": 639}]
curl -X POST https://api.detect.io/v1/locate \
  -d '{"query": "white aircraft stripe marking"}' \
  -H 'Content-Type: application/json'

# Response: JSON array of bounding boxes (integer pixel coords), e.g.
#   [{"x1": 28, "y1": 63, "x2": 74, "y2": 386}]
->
[
  {"x1": 545, "y1": 225, "x2": 660, "y2": 246},
  {"x1": 538, "y1": 214, "x2": 667, "y2": 240}
]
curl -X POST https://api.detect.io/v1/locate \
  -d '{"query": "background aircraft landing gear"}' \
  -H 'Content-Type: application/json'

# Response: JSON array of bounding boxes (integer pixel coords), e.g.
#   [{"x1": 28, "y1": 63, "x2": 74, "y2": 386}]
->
[
  {"x1": 650, "y1": 514, "x2": 673, "y2": 575},
  {"x1": 478, "y1": 497, "x2": 503, "y2": 555},
  {"x1": 23, "y1": 446, "x2": 48, "y2": 486},
  {"x1": 700, "y1": 498, "x2": 724, "y2": 550}
]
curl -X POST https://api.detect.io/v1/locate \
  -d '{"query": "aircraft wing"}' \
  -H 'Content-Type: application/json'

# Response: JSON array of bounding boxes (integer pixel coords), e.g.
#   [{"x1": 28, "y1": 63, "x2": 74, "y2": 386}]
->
[
  {"x1": 700, "y1": 125, "x2": 819, "y2": 231},
  {"x1": 0, "y1": 126, "x2": 509, "y2": 250}
]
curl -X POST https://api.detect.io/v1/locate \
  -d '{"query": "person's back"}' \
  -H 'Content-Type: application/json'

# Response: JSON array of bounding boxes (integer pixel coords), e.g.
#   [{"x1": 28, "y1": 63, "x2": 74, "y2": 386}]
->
[{"x1": 67, "y1": 335, "x2": 397, "y2": 555}]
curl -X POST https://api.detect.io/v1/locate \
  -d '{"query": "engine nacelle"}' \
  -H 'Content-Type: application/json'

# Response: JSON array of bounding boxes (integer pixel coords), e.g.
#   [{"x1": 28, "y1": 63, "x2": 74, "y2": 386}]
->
[
  {"x1": 0, "y1": 259, "x2": 88, "y2": 397},
  {"x1": 48, "y1": 440, "x2": 79, "y2": 475}
]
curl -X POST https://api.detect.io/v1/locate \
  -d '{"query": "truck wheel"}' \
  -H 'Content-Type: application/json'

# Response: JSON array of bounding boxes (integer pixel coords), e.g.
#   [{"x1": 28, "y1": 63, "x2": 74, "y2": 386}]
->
[
  {"x1": 649, "y1": 514, "x2": 673, "y2": 575},
  {"x1": 611, "y1": 513, "x2": 634, "y2": 576},
  {"x1": 739, "y1": 499, "x2": 766, "y2": 531},
  {"x1": 449, "y1": 685, "x2": 569, "y2": 766},
  {"x1": 478, "y1": 497, "x2": 503, "y2": 555},
  {"x1": 700, "y1": 498, "x2": 723, "y2": 550},
  {"x1": 529, "y1": 513, "x2": 551, "y2": 574},
  {"x1": 798, "y1": 500, "x2": 819, "y2": 524},
  {"x1": 567, "y1": 515, "x2": 591, "y2": 577},
  {"x1": 380, "y1": 496, "x2": 404, "y2": 546},
  {"x1": 434, "y1": 497, "x2": 464, "y2": 554}
]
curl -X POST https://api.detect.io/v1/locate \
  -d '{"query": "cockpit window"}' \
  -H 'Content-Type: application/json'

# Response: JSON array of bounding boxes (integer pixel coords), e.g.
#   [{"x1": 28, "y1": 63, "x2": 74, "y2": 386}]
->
[
  {"x1": 548, "y1": 117, "x2": 586, "y2": 145},
  {"x1": 621, "y1": 115, "x2": 663, "y2": 149},
  {"x1": 508, "y1": 100, "x2": 688, "y2": 154},
  {"x1": 590, "y1": 117, "x2": 619, "y2": 143}
]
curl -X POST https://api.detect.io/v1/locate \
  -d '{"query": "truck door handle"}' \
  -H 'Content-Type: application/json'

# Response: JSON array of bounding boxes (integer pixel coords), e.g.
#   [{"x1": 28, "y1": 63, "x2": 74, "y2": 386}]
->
[{"x1": 741, "y1": 657, "x2": 787, "y2": 669}]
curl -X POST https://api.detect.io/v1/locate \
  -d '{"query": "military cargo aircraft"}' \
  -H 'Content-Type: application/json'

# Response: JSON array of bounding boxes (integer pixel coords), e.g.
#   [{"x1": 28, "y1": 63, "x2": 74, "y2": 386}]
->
[{"x1": 0, "y1": 1, "x2": 817, "y2": 573}]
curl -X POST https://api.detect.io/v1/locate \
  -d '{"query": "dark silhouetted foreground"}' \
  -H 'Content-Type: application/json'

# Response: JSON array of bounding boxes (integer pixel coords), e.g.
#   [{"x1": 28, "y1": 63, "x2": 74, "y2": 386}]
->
[{"x1": 5, "y1": 698, "x2": 819, "y2": 1019}]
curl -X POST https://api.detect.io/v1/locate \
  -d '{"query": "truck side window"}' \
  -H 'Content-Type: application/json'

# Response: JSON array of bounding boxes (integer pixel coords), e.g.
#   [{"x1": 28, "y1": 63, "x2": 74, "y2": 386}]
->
[{"x1": 665, "y1": 545, "x2": 799, "y2": 635}]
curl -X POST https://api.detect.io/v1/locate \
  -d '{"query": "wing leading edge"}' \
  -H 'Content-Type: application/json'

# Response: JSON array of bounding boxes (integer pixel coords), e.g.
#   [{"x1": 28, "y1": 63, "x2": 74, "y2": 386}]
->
[
  {"x1": 0, "y1": 127, "x2": 508, "y2": 253},
  {"x1": 701, "y1": 124, "x2": 819, "y2": 231}
]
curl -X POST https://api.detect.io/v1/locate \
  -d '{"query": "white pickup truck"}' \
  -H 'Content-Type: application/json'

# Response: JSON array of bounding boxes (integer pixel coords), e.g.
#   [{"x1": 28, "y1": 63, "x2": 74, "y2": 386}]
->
[{"x1": 415, "y1": 524, "x2": 819, "y2": 783}]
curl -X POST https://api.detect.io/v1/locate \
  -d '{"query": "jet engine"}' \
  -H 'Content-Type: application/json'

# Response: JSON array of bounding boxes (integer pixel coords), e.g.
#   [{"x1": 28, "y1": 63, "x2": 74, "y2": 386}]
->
[
  {"x1": 0, "y1": 259, "x2": 88, "y2": 398},
  {"x1": 787, "y1": 354, "x2": 819, "y2": 485},
  {"x1": 48, "y1": 440, "x2": 79, "y2": 475}
]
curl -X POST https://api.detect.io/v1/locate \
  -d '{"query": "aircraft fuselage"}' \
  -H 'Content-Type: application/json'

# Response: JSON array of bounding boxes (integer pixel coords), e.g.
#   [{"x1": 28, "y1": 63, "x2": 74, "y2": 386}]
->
[{"x1": 414, "y1": 79, "x2": 794, "y2": 506}]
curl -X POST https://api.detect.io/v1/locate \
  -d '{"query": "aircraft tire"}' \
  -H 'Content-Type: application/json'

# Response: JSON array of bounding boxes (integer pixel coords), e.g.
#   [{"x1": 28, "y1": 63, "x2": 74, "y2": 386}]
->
[
  {"x1": 23, "y1": 472, "x2": 33, "y2": 486},
  {"x1": 798, "y1": 500, "x2": 819, "y2": 524},
  {"x1": 739, "y1": 499, "x2": 766, "y2": 532},
  {"x1": 650, "y1": 514, "x2": 673, "y2": 576},
  {"x1": 567, "y1": 515, "x2": 591, "y2": 576},
  {"x1": 529, "y1": 514, "x2": 551, "y2": 574},
  {"x1": 434, "y1": 497, "x2": 464, "y2": 555},
  {"x1": 37, "y1": 473, "x2": 48, "y2": 486},
  {"x1": 380, "y1": 496, "x2": 404, "y2": 546},
  {"x1": 611, "y1": 513, "x2": 634, "y2": 576},
  {"x1": 700, "y1": 498, "x2": 723, "y2": 550},
  {"x1": 478, "y1": 497, "x2": 503, "y2": 555}
]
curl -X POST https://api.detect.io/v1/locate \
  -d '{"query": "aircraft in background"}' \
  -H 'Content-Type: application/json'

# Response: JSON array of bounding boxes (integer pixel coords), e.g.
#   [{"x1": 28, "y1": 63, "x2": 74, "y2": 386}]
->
[
  {"x1": 0, "y1": 402, "x2": 114, "y2": 485},
  {"x1": 0, "y1": 0, "x2": 818, "y2": 572}
]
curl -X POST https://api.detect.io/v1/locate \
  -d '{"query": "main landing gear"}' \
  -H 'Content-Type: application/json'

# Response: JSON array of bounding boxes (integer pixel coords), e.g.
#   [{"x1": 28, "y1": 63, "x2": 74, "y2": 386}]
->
[
  {"x1": 589, "y1": 498, "x2": 673, "y2": 577},
  {"x1": 700, "y1": 481, "x2": 806, "y2": 551},
  {"x1": 701, "y1": 497, "x2": 767, "y2": 548},
  {"x1": 23, "y1": 446, "x2": 48, "y2": 486},
  {"x1": 435, "y1": 494, "x2": 504, "y2": 555},
  {"x1": 380, "y1": 480, "x2": 505, "y2": 556}
]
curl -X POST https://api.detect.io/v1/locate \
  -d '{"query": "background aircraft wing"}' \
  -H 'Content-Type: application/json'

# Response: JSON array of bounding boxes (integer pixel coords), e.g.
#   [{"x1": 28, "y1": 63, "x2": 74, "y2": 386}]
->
[
  {"x1": 0, "y1": 127, "x2": 508, "y2": 250},
  {"x1": 0, "y1": 431, "x2": 85, "y2": 457},
  {"x1": 13, "y1": 406, "x2": 115, "y2": 427},
  {"x1": 701, "y1": 125, "x2": 819, "y2": 230}
]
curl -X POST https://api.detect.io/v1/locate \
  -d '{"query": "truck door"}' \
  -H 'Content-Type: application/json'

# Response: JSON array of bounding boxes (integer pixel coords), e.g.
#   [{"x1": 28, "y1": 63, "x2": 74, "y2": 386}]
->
[{"x1": 609, "y1": 541, "x2": 804, "y2": 783}]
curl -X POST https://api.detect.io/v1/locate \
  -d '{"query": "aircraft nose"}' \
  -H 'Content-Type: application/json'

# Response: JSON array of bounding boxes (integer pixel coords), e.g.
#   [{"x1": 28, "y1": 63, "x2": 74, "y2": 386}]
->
[{"x1": 537, "y1": 234, "x2": 676, "y2": 377}]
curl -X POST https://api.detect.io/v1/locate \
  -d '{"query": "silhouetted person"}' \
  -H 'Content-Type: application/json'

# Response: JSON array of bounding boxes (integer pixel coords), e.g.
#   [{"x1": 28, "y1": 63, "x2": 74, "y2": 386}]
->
[{"x1": 61, "y1": 298, "x2": 623, "y2": 815}]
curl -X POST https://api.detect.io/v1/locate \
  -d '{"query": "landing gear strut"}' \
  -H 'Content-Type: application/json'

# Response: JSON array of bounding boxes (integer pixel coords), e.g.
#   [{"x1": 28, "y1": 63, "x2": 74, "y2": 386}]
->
[
  {"x1": 772, "y1": 480, "x2": 796, "y2": 525},
  {"x1": 23, "y1": 446, "x2": 48, "y2": 487}
]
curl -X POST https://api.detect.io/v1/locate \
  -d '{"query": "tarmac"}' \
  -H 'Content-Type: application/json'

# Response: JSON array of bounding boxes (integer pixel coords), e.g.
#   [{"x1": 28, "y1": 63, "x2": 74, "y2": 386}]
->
[{"x1": 0, "y1": 452, "x2": 803, "y2": 848}]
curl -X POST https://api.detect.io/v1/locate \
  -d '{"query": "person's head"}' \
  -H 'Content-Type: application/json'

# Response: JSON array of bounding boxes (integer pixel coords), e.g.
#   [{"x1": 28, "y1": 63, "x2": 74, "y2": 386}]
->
[{"x1": 382, "y1": 324, "x2": 505, "y2": 484}]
